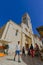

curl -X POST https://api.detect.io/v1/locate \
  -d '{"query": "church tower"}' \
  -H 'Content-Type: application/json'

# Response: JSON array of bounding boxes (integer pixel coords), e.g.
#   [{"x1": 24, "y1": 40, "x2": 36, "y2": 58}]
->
[
  {"x1": 22, "y1": 13, "x2": 33, "y2": 34},
  {"x1": 21, "y1": 13, "x2": 34, "y2": 48}
]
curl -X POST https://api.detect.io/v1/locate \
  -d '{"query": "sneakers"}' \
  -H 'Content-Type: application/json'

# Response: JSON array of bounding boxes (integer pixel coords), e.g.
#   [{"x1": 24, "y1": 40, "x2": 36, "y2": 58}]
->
[
  {"x1": 14, "y1": 58, "x2": 15, "y2": 61},
  {"x1": 18, "y1": 60, "x2": 21, "y2": 63},
  {"x1": 14, "y1": 58, "x2": 21, "y2": 63}
]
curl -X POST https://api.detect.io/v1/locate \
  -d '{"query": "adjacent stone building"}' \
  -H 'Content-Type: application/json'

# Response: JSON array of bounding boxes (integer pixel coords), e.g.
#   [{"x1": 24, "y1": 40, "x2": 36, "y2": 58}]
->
[
  {"x1": 0, "y1": 20, "x2": 22, "y2": 53},
  {"x1": 33, "y1": 34, "x2": 42, "y2": 50}
]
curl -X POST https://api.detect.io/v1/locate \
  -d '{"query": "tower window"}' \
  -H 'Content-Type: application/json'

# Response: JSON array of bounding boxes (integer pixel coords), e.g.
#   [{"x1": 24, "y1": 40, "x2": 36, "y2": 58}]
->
[{"x1": 25, "y1": 28, "x2": 28, "y2": 32}]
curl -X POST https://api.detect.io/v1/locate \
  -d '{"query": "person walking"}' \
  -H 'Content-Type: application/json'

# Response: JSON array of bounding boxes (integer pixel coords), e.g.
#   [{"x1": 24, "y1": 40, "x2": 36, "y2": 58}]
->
[
  {"x1": 30, "y1": 44, "x2": 34, "y2": 57},
  {"x1": 22, "y1": 47, "x2": 25, "y2": 55},
  {"x1": 35, "y1": 43, "x2": 40, "y2": 57},
  {"x1": 14, "y1": 41, "x2": 21, "y2": 62}
]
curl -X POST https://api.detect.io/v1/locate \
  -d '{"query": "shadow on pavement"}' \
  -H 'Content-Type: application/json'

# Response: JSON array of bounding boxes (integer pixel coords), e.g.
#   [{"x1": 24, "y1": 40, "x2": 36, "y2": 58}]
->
[
  {"x1": 21, "y1": 55, "x2": 43, "y2": 65},
  {"x1": 6, "y1": 58, "x2": 14, "y2": 61}
]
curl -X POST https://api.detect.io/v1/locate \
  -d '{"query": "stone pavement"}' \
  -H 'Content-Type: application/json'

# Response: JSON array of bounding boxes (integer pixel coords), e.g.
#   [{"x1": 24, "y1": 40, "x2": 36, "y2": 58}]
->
[
  {"x1": 0, "y1": 54, "x2": 27, "y2": 65},
  {"x1": 0, "y1": 54, "x2": 43, "y2": 65}
]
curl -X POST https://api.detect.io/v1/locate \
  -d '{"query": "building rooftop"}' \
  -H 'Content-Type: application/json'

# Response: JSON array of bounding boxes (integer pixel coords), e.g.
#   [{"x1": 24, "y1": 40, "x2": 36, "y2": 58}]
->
[{"x1": 36, "y1": 26, "x2": 43, "y2": 38}]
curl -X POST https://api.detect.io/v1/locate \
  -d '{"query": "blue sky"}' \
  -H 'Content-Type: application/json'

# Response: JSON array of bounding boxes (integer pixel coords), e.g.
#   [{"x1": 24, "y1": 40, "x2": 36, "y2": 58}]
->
[{"x1": 0, "y1": 0, "x2": 43, "y2": 35}]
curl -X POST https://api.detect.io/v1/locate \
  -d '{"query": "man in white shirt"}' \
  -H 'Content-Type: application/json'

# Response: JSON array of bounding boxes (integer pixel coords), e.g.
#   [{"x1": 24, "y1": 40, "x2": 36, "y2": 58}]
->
[{"x1": 14, "y1": 41, "x2": 21, "y2": 62}]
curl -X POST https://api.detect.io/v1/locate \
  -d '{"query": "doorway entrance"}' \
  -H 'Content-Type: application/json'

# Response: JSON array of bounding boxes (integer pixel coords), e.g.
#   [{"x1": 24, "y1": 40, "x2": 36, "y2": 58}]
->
[{"x1": 25, "y1": 35, "x2": 32, "y2": 48}]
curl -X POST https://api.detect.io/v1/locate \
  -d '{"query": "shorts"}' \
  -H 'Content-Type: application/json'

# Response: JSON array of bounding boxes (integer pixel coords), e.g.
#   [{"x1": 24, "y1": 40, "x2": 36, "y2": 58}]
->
[{"x1": 16, "y1": 50, "x2": 20, "y2": 55}]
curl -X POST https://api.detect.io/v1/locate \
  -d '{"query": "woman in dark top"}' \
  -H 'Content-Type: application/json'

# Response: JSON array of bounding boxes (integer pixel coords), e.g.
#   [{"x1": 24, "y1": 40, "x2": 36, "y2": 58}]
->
[
  {"x1": 30, "y1": 44, "x2": 34, "y2": 57},
  {"x1": 22, "y1": 47, "x2": 25, "y2": 55}
]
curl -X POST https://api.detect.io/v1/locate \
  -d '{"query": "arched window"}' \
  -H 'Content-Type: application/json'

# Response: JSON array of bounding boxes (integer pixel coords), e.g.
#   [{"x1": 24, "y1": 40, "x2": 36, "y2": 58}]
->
[{"x1": 15, "y1": 29, "x2": 18, "y2": 36}]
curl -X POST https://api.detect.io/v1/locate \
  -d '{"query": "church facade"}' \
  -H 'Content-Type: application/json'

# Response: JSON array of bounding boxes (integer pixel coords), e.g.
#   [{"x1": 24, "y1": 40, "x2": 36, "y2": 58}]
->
[{"x1": 0, "y1": 13, "x2": 42, "y2": 53}]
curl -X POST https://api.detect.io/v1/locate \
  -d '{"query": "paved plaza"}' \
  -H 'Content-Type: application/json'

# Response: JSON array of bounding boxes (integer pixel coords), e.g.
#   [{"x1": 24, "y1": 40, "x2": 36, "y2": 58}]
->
[
  {"x1": 0, "y1": 54, "x2": 27, "y2": 65},
  {"x1": 0, "y1": 54, "x2": 43, "y2": 65}
]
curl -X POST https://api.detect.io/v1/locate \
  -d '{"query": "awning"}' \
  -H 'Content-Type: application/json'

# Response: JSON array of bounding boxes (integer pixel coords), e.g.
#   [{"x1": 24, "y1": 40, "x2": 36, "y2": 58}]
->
[{"x1": 0, "y1": 39, "x2": 11, "y2": 44}]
